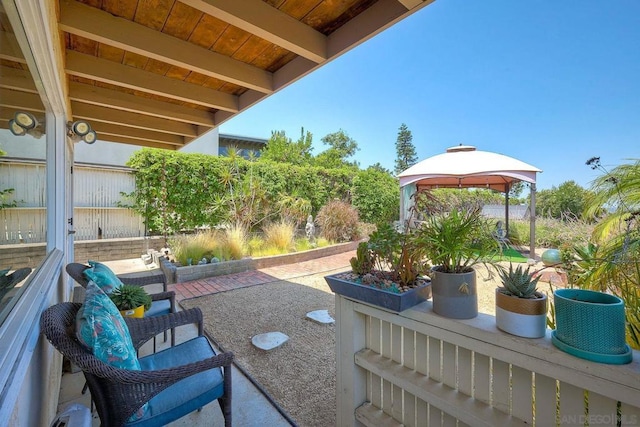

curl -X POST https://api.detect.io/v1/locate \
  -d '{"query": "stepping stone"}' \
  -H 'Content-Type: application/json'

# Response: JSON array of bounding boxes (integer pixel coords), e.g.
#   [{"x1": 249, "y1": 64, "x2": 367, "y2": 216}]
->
[
  {"x1": 306, "y1": 309, "x2": 335, "y2": 324},
  {"x1": 251, "y1": 332, "x2": 289, "y2": 351}
]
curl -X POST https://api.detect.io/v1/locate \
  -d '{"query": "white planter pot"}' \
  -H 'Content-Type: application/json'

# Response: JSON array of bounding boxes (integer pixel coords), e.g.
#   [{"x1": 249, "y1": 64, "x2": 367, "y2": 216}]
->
[{"x1": 495, "y1": 288, "x2": 547, "y2": 338}]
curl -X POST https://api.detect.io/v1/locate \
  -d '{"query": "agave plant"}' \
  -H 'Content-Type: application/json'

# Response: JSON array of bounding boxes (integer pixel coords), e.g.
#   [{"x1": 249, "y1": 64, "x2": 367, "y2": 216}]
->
[{"x1": 498, "y1": 263, "x2": 540, "y2": 298}]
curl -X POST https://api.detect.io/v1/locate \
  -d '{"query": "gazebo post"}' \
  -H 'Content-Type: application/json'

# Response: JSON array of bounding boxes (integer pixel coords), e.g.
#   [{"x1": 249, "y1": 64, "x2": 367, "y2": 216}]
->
[
  {"x1": 530, "y1": 183, "x2": 536, "y2": 257},
  {"x1": 504, "y1": 183, "x2": 510, "y2": 237},
  {"x1": 399, "y1": 188, "x2": 405, "y2": 226}
]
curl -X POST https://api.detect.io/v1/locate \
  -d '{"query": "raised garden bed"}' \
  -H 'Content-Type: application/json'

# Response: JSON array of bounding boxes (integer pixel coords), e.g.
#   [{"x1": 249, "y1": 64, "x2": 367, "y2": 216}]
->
[{"x1": 158, "y1": 241, "x2": 360, "y2": 284}]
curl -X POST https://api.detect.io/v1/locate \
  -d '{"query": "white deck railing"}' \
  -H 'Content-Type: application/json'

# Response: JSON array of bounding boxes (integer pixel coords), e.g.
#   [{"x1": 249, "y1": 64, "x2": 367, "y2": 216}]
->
[{"x1": 335, "y1": 295, "x2": 640, "y2": 427}]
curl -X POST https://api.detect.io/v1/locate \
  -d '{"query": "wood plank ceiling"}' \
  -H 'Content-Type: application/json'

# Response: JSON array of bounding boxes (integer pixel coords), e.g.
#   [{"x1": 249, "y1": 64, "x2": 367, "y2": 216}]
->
[{"x1": 0, "y1": 0, "x2": 433, "y2": 150}]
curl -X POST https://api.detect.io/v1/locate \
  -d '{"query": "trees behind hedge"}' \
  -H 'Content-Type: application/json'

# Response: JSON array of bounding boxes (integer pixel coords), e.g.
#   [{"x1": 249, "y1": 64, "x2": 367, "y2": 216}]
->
[{"x1": 124, "y1": 148, "x2": 401, "y2": 236}]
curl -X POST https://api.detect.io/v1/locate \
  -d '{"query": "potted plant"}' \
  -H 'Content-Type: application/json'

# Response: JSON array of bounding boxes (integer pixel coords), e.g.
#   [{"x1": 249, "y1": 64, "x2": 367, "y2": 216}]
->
[
  {"x1": 495, "y1": 263, "x2": 547, "y2": 338},
  {"x1": 109, "y1": 285, "x2": 152, "y2": 318},
  {"x1": 414, "y1": 202, "x2": 498, "y2": 319},
  {"x1": 324, "y1": 223, "x2": 431, "y2": 313}
]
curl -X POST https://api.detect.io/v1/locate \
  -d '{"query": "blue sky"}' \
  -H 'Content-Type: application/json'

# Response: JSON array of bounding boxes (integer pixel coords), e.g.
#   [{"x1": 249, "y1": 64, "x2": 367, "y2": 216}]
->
[{"x1": 219, "y1": 0, "x2": 640, "y2": 191}]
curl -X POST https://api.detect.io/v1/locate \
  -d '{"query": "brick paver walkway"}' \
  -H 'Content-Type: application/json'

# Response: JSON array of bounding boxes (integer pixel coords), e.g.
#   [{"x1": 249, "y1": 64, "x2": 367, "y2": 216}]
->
[{"x1": 170, "y1": 250, "x2": 354, "y2": 302}]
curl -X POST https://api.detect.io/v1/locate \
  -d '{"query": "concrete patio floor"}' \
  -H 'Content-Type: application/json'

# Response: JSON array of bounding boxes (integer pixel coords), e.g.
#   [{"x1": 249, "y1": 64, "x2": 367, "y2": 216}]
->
[{"x1": 57, "y1": 251, "x2": 354, "y2": 426}]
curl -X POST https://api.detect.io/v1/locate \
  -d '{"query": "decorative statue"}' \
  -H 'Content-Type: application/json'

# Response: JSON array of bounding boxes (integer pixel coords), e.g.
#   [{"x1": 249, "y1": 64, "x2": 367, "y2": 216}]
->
[{"x1": 305, "y1": 215, "x2": 315, "y2": 241}]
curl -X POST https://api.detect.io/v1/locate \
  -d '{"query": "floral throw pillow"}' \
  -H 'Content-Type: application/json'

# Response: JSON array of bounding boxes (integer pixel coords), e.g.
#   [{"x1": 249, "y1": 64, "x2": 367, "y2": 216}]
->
[
  {"x1": 82, "y1": 260, "x2": 123, "y2": 294},
  {"x1": 76, "y1": 281, "x2": 147, "y2": 421}
]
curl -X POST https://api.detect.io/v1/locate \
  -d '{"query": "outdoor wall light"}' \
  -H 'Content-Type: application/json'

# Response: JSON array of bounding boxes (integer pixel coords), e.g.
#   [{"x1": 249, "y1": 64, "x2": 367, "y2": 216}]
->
[
  {"x1": 8, "y1": 111, "x2": 42, "y2": 138},
  {"x1": 67, "y1": 120, "x2": 97, "y2": 144}
]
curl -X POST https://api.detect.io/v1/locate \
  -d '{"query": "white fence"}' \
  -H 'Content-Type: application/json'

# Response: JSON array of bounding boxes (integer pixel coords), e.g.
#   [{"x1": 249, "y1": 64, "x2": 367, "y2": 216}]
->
[
  {"x1": 0, "y1": 160, "x2": 143, "y2": 243},
  {"x1": 335, "y1": 295, "x2": 640, "y2": 427}
]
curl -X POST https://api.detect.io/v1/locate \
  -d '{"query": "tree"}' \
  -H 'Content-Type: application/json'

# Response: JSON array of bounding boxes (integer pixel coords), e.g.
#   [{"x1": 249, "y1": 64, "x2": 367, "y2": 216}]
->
[
  {"x1": 260, "y1": 129, "x2": 313, "y2": 165},
  {"x1": 535, "y1": 180, "x2": 588, "y2": 219},
  {"x1": 314, "y1": 129, "x2": 359, "y2": 169},
  {"x1": 509, "y1": 181, "x2": 526, "y2": 200},
  {"x1": 351, "y1": 167, "x2": 400, "y2": 225},
  {"x1": 394, "y1": 123, "x2": 418, "y2": 175},
  {"x1": 369, "y1": 162, "x2": 391, "y2": 174}
]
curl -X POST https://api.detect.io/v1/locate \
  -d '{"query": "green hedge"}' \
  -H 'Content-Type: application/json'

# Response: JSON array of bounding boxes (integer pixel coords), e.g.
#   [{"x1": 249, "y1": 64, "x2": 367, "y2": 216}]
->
[{"x1": 125, "y1": 149, "x2": 399, "y2": 235}]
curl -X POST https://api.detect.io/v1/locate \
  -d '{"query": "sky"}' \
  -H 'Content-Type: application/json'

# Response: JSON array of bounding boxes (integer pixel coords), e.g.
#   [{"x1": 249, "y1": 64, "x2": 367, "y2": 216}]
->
[{"x1": 219, "y1": 0, "x2": 640, "y2": 191}]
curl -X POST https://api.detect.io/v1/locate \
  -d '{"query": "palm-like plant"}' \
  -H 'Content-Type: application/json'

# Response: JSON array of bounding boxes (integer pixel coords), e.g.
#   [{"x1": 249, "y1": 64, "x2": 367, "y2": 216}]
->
[
  {"x1": 414, "y1": 206, "x2": 498, "y2": 274},
  {"x1": 573, "y1": 157, "x2": 640, "y2": 349}
]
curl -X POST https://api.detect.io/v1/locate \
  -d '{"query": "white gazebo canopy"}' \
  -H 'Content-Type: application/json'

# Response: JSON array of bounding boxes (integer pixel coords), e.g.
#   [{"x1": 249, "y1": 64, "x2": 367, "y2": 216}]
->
[{"x1": 398, "y1": 145, "x2": 543, "y2": 256}]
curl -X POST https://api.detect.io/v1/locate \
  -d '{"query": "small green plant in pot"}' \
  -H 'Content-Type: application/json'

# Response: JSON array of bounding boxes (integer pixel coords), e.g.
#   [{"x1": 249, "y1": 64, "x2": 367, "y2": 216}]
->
[
  {"x1": 495, "y1": 263, "x2": 548, "y2": 338},
  {"x1": 109, "y1": 285, "x2": 152, "y2": 318},
  {"x1": 413, "y1": 195, "x2": 498, "y2": 319}
]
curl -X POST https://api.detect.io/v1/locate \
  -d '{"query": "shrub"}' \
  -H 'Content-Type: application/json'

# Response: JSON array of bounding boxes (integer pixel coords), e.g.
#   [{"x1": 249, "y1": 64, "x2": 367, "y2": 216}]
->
[
  {"x1": 508, "y1": 217, "x2": 593, "y2": 249},
  {"x1": 223, "y1": 225, "x2": 248, "y2": 260},
  {"x1": 315, "y1": 200, "x2": 360, "y2": 242},
  {"x1": 262, "y1": 220, "x2": 295, "y2": 252},
  {"x1": 351, "y1": 168, "x2": 399, "y2": 224},
  {"x1": 169, "y1": 230, "x2": 227, "y2": 265}
]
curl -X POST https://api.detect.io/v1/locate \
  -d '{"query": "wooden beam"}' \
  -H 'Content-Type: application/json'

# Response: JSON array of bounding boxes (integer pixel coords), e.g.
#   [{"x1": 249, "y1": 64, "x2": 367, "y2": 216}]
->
[
  {"x1": 180, "y1": 0, "x2": 327, "y2": 63},
  {"x1": 0, "y1": 88, "x2": 45, "y2": 111},
  {"x1": 66, "y1": 51, "x2": 239, "y2": 112},
  {"x1": 71, "y1": 101, "x2": 199, "y2": 137},
  {"x1": 68, "y1": 82, "x2": 216, "y2": 127},
  {"x1": 90, "y1": 122, "x2": 185, "y2": 145},
  {"x1": 327, "y1": 0, "x2": 430, "y2": 58},
  {"x1": 0, "y1": 66, "x2": 38, "y2": 92},
  {"x1": 68, "y1": 82, "x2": 216, "y2": 126},
  {"x1": 396, "y1": 0, "x2": 427, "y2": 9},
  {"x1": 0, "y1": 31, "x2": 26, "y2": 63},
  {"x1": 59, "y1": 0, "x2": 273, "y2": 93}
]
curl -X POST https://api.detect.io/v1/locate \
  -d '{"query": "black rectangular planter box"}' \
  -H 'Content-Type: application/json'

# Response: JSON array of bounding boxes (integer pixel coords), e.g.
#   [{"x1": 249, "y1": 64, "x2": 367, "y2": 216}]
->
[{"x1": 325, "y1": 273, "x2": 431, "y2": 313}]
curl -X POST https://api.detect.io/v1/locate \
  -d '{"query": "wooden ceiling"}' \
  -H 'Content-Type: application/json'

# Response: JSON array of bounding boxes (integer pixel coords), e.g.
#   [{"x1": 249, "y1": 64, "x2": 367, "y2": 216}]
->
[{"x1": 0, "y1": 0, "x2": 433, "y2": 150}]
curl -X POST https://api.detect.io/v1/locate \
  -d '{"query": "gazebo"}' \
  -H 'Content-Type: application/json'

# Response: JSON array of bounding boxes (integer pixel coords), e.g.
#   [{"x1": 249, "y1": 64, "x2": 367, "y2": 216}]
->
[{"x1": 398, "y1": 145, "x2": 543, "y2": 257}]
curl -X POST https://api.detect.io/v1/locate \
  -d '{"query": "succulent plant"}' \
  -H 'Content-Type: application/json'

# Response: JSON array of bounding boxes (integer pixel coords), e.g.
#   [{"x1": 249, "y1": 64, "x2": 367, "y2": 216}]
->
[
  {"x1": 498, "y1": 263, "x2": 540, "y2": 298},
  {"x1": 350, "y1": 242, "x2": 374, "y2": 276},
  {"x1": 109, "y1": 285, "x2": 152, "y2": 311}
]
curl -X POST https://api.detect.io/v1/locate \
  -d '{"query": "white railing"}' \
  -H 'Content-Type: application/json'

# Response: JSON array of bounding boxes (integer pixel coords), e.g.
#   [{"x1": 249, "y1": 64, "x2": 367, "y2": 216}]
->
[{"x1": 335, "y1": 295, "x2": 640, "y2": 427}]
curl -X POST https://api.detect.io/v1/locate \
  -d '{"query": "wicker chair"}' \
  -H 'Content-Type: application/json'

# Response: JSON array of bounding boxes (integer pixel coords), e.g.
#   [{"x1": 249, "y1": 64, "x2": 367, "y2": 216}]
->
[
  {"x1": 66, "y1": 263, "x2": 176, "y2": 347},
  {"x1": 41, "y1": 302, "x2": 233, "y2": 427}
]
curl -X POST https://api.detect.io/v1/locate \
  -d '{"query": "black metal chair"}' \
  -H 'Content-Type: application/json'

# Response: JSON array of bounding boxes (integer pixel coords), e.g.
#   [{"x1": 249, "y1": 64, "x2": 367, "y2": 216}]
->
[{"x1": 41, "y1": 302, "x2": 233, "y2": 427}]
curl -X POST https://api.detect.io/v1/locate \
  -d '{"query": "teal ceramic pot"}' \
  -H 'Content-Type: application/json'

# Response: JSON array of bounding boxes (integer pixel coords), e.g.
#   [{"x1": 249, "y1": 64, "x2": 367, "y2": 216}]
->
[
  {"x1": 541, "y1": 249, "x2": 561, "y2": 266},
  {"x1": 552, "y1": 288, "x2": 632, "y2": 364}
]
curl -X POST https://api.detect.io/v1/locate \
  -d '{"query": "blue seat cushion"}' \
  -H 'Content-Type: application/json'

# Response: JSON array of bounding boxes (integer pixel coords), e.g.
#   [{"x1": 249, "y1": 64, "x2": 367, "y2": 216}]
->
[
  {"x1": 126, "y1": 336, "x2": 225, "y2": 427},
  {"x1": 145, "y1": 299, "x2": 171, "y2": 317}
]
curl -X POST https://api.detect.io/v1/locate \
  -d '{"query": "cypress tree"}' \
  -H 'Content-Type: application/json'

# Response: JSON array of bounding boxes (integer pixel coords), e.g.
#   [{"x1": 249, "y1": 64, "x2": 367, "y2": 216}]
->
[{"x1": 394, "y1": 123, "x2": 418, "y2": 175}]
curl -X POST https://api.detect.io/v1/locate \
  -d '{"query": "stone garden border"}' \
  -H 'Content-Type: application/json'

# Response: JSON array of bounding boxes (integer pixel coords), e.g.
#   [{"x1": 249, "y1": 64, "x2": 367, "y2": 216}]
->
[{"x1": 156, "y1": 241, "x2": 360, "y2": 284}]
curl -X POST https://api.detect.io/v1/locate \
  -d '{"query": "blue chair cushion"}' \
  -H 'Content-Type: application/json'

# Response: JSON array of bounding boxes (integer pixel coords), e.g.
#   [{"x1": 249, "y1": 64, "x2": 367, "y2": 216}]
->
[
  {"x1": 75, "y1": 281, "x2": 148, "y2": 421},
  {"x1": 126, "y1": 336, "x2": 225, "y2": 427},
  {"x1": 145, "y1": 299, "x2": 171, "y2": 318},
  {"x1": 83, "y1": 260, "x2": 124, "y2": 294}
]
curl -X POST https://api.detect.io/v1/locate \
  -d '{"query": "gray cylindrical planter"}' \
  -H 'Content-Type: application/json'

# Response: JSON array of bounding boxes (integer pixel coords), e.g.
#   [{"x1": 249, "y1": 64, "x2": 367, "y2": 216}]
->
[{"x1": 431, "y1": 267, "x2": 477, "y2": 319}]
